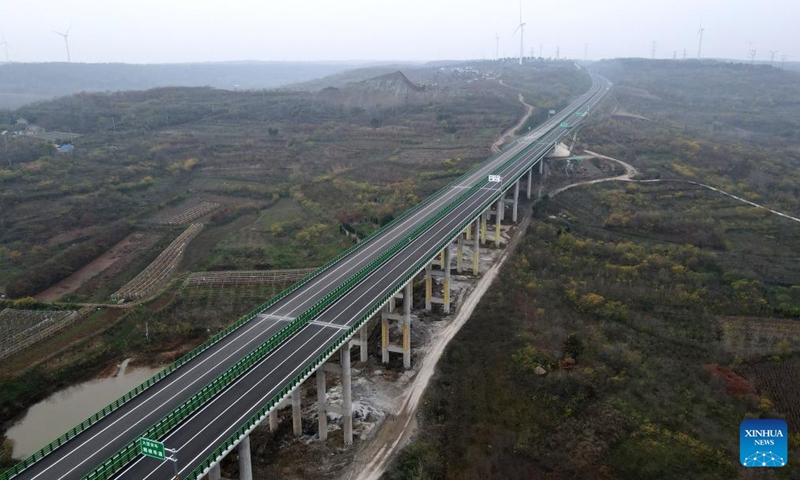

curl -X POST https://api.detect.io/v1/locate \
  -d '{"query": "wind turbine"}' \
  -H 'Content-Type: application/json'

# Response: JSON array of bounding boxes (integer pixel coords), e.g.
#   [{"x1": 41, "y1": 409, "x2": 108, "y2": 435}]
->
[
  {"x1": 495, "y1": 33, "x2": 500, "y2": 60},
  {"x1": 53, "y1": 24, "x2": 72, "y2": 62},
  {"x1": 512, "y1": 2, "x2": 525, "y2": 65},
  {"x1": 697, "y1": 24, "x2": 705, "y2": 59},
  {"x1": 0, "y1": 33, "x2": 9, "y2": 63}
]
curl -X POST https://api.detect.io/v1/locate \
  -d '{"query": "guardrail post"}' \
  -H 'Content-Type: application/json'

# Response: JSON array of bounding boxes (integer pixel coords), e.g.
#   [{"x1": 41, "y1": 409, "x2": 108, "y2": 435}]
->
[
  {"x1": 512, "y1": 178, "x2": 520, "y2": 223},
  {"x1": 341, "y1": 346, "x2": 353, "y2": 446},
  {"x1": 316, "y1": 368, "x2": 328, "y2": 441},
  {"x1": 238, "y1": 435, "x2": 253, "y2": 480},
  {"x1": 292, "y1": 388, "x2": 302, "y2": 437}
]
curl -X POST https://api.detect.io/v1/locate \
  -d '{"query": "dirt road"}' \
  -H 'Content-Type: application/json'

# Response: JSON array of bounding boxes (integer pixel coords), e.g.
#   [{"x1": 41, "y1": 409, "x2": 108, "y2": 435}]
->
[
  {"x1": 491, "y1": 93, "x2": 534, "y2": 153},
  {"x1": 343, "y1": 216, "x2": 532, "y2": 480},
  {"x1": 550, "y1": 151, "x2": 800, "y2": 225}
]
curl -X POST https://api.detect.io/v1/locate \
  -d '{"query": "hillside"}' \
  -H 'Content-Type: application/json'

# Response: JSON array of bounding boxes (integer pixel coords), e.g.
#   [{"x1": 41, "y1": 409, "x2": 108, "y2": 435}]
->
[
  {"x1": 387, "y1": 59, "x2": 800, "y2": 479},
  {"x1": 0, "y1": 61, "x2": 367, "y2": 109}
]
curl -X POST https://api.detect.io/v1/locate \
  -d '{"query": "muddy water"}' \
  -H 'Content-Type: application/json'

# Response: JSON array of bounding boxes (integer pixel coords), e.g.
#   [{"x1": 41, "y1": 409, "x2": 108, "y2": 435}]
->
[{"x1": 6, "y1": 360, "x2": 159, "y2": 458}]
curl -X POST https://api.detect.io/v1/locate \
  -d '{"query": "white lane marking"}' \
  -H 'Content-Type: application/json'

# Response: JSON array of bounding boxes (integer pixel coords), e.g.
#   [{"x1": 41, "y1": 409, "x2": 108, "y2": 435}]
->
[
  {"x1": 308, "y1": 321, "x2": 350, "y2": 331},
  {"x1": 257, "y1": 314, "x2": 294, "y2": 322},
  {"x1": 31, "y1": 316, "x2": 294, "y2": 480},
  {"x1": 130, "y1": 85, "x2": 610, "y2": 479},
  {"x1": 165, "y1": 188, "x2": 505, "y2": 477},
  {"x1": 38, "y1": 82, "x2": 609, "y2": 480},
  {"x1": 29, "y1": 127, "x2": 480, "y2": 480},
  {"x1": 133, "y1": 179, "x2": 505, "y2": 479}
]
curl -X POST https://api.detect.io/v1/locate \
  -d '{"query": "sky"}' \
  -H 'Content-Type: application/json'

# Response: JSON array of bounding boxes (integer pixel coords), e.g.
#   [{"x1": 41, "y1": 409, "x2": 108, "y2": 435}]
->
[{"x1": 0, "y1": 0, "x2": 797, "y2": 64}]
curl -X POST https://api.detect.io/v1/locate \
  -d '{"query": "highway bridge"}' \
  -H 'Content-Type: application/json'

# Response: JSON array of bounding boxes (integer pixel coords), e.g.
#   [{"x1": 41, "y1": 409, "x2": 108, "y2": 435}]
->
[{"x1": 2, "y1": 74, "x2": 610, "y2": 480}]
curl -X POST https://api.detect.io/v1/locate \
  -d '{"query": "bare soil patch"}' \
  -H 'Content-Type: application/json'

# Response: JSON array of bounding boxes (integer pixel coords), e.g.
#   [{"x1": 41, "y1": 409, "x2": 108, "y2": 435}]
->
[{"x1": 35, "y1": 232, "x2": 161, "y2": 302}]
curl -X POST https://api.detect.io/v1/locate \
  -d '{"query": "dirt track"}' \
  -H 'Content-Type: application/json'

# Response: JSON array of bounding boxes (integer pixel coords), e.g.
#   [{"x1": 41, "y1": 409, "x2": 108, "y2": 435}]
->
[{"x1": 35, "y1": 232, "x2": 161, "y2": 302}]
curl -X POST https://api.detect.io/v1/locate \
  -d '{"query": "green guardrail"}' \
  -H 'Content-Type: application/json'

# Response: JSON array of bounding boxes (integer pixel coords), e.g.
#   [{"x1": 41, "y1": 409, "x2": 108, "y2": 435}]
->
[
  {"x1": 2, "y1": 80, "x2": 605, "y2": 480},
  {"x1": 0, "y1": 122, "x2": 537, "y2": 480},
  {"x1": 78, "y1": 178, "x2": 490, "y2": 480},
  {"x1": 185, "y1": 178, "x2": 505, "y2": 480},
  {"x1": 176, "y1": 85, "x2": 610, "y2": 479}
]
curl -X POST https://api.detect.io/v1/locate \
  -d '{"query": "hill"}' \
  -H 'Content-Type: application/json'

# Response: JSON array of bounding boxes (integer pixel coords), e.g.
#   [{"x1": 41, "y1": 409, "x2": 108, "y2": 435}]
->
[{"x1": 0, "y1": 61, "x2": 369, "y2": 109}]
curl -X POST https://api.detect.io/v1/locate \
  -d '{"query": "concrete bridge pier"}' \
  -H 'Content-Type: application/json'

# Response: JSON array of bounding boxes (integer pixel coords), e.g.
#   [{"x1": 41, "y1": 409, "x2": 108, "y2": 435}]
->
[
  {"x1": 238, "y1": 435, "x2": 252, "y2": 480},
  {"x1": 527, "y1": 166, "x2": 533, "y2": 199},
  {"x1": 495, "y1": 197, "x2": 502, "y2": 247},
  {"x1": 316, "y1": 368, "x2": 328, "y2": 441},
  {"x1": 443, "y1": 246, "x2": 452, "y2": 314},
  {"x1": 480, "y1": 212, "x2": 488, "y2": 244},
  {"x1": 472, "y1": 216, "x2": 481, "y2": 275},
  {"x1": 456, "y1": 237, "x2": 463, "y2": 273},
  {"x1": 382, "y1": 281, "x2": 413, "y2": 368},
  {"x1": 512, "y1": 179, "x2": 520, "y2": 223},
  {"x1": 268, "y1": 409, "x2": 278, "y2": 431},
  {"x1": 314, "y1": 344, "x2": 354, "y2": 445},
  {"x1": 349, "y1": 324, "x2": 369, "y2": 363},
  {"x1": 341, "y1": 345, "x2": 353, "y2": 445},
  {"x1": 208, "y1": 462, "x2": 221, "y2": 480},
  {"x1": 402, "y1": 281, "x2": 411, "y2": 368},
  {"x1": 424, "y1": 264, "x2": 432, "y2": 311},
  {"x1": 291, "y1": 388, "x2": 302, "y2": 437}
]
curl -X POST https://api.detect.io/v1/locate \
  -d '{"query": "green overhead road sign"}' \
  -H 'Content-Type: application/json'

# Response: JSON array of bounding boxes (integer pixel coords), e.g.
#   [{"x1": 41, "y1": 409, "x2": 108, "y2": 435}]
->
[
  {"x1": 560, "y1": 122, "x2": 570, "y2": 127},
  {"x1": 140, "y1": 437, "x2": 166, "y2": 460}
]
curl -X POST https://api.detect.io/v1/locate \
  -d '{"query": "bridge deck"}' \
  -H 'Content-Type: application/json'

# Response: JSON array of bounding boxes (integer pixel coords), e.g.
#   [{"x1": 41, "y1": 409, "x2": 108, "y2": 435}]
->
[{"x1": 7, "y1": 76, "x2": 609, "y2": 480}]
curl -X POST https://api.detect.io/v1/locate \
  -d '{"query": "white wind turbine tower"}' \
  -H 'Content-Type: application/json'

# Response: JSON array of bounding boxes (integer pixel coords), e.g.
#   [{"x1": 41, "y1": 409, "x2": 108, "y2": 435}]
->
[
  {"x1": 53, "y1": 24, "x2": 72, "y2": 62},
  {"x1": 697, "y1": 24, "x2": 705, "y2": 59},
  {"x1": 512, "y1": 2, "x2": 525, "y2": 65},
  {"x1": 0, "y1": 33, "x2": 9, "y2": 63},
  {"x1": 496, "y1": 33, "x2": 500, "y2": 60}
]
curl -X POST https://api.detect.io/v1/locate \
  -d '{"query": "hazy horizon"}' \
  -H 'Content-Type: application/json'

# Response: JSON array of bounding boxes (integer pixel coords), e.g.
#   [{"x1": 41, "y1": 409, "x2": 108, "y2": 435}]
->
[{"x1": 1, "y1": 0, "x2": 797, "y2": 64}]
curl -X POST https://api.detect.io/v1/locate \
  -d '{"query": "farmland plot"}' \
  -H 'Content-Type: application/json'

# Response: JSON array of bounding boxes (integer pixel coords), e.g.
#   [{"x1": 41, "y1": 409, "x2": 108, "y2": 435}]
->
[
  {"x1": 0, "y1": 307, "x2": 93, "y2": 361},
  {"x1": 111, "y1": 224, "x2": 204, "y2": 301},
  {"x1": 719, "y1": 317, "x2": 800, "y2": 358}
]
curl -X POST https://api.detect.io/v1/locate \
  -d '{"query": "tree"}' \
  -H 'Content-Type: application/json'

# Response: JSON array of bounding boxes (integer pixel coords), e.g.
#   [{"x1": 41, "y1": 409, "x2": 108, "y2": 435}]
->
[{"x1": 562, "y1": 332, "x2": 585, "y2": 360}]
